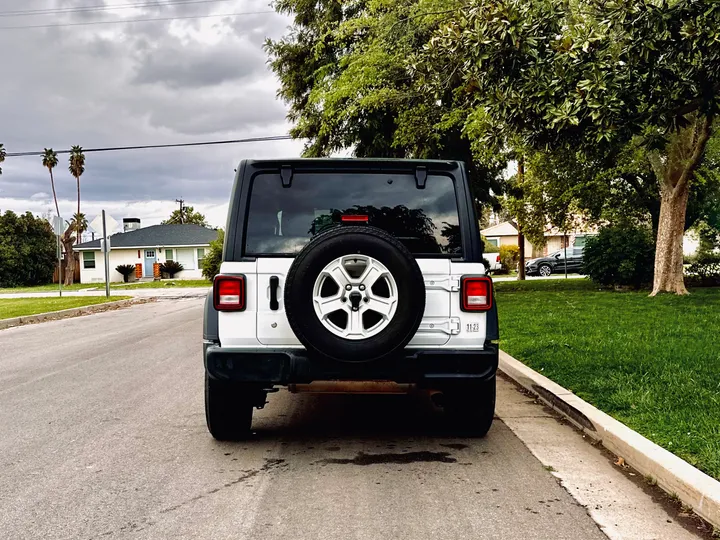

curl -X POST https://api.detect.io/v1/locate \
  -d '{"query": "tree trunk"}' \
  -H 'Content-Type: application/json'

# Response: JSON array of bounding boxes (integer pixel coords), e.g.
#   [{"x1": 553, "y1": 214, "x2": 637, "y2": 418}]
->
[
  {"x1": 76, "y1": 175, "x2": 81, "y2": 245},
  {"x1": 650, "y1": 183, "x2": 690, "y2": 295},
  {"x1": 61, "y1": 231, "x2": 76, "y2": 286},
  {"x1": 516, "y1": 155, "x2": 526, "y2": 281},
  {"x1": 49, "y1": 169, "x2": 60, "y2": 216},
  {"x1": 648, "y1": 114, "x2": 712, "y2": 296}
]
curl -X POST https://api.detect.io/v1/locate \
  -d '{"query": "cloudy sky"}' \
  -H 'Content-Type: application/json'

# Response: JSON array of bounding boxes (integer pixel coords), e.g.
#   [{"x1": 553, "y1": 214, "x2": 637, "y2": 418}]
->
[{"x1": 0, "y1": 0, "x2": 306, "y2": 232}]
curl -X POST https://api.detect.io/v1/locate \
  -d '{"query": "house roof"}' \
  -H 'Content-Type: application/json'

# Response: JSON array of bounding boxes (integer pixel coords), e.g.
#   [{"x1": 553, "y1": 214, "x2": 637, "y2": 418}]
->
[
  {"x1": 74, "y1": 224, "x2": 218, "y2": 251},
  {"x1": 481, "y1": 222, "x2": 518, "y2": 237}
]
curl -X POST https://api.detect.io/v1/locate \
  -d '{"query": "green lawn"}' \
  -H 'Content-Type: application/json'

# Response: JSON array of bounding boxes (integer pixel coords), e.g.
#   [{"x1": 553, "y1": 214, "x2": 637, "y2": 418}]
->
[
  {"x1": 0, "y1": 283, "x2": 94, "y2": 294},
  {"x1": 496, "y1": 278, "x2": 720, "y2": 481},
  {"x1": 0, "y1": 297, "x2": 132, "y2": 320},
  {"x1": 111, "y1": 279, "x2": 211, "y2": 289},
  {"x1": 0, "y1": 279, "x2": 211, "y2": 294}
]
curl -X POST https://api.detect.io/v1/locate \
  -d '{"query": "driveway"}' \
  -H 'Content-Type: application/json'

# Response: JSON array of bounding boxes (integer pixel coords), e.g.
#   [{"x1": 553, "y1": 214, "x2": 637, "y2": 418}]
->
[{"x1": 0, "y1": 301, "x2": 703, "y2": 540}]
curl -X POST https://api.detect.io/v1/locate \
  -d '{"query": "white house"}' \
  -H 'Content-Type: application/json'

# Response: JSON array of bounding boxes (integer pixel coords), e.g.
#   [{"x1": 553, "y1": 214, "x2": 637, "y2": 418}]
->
[{"x1": 73, "y1": 220, "x2": 218, "y2": 284}]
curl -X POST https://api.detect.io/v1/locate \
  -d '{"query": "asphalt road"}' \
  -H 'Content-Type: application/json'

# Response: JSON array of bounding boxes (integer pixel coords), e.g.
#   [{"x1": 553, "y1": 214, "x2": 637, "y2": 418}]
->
[{"x1": 0, "y1": 300, "x2": 611, "y2": 540}]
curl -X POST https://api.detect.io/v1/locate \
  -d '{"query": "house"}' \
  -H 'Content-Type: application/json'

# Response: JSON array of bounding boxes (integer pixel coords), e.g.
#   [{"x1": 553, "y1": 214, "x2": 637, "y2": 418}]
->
[
  {"x1": 481, "y1": 221, "x2": 596, "y2": 258},
  {"x1": 73, "y1": 220, "x2": 218, "y2": 283}
]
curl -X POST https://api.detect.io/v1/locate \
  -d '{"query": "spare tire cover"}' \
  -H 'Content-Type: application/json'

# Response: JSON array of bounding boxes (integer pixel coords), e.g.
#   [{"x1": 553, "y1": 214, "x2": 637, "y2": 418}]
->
[{"x1": 284, "y1": 225, "x2": 426, "y2": 363}]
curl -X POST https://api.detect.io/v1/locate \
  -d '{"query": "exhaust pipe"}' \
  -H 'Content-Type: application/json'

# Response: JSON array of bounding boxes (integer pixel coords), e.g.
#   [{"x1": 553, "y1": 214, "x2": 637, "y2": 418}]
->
[{"x1": 288, "y1": 381, "x2": 415, "y2": 394}]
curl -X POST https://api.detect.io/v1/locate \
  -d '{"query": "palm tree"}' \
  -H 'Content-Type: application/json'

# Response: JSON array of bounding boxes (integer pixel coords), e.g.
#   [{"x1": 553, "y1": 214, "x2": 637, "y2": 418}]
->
[
  {"x1": 42, "y1": 148, "x2": 60, "y2": 216},
  {"x1": 0, "y1": 143, "x2": 6, "y2": 175},
  {"x1": 73, "y1": 212, "x2": 88, "y2": 244},
  {"x1": 69, "y1": 146, "x2": 86, "y2": 244}
]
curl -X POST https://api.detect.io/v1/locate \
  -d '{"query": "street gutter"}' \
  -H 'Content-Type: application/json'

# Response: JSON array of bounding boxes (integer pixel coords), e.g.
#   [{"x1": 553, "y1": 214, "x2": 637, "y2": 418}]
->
[{"x1": 0, "y1": 298, "x2": 154, "y2": 331}]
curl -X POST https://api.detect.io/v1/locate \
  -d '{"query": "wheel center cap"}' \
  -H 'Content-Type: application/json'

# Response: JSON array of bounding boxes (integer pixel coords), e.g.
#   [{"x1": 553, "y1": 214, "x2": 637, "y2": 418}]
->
[{"x1": 348, "y1": 291, "x2": 362, "y2": 311}]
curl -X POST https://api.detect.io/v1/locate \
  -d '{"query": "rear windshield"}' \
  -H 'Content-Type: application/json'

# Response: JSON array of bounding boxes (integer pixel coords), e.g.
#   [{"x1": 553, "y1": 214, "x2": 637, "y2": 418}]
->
[{"x1": 244, "y1": 172, "x2": 462, "y2": 256}]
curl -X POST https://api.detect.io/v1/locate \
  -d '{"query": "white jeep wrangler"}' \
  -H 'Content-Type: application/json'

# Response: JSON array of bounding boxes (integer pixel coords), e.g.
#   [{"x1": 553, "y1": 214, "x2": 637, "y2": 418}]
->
[{"x1": 203, "y1": 159, "x2": 498, "y2": 440}]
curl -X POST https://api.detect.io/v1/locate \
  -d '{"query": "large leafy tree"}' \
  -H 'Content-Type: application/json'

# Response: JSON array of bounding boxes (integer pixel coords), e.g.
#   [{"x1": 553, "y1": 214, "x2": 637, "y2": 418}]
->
[
  {"x1": 42, "y1": 149, "x2": 60, "y2": 217},
  {"x1": 162, "y1": 205, "x2": 208, "y2": 226},
  {"x1": 0, "y1": 210, "x2": 56, "y2": 288},
  {"x1": 420, "y1": 0, "x2": 720, "y2": 294},
  {"x1": 266, "y1": 0, "x2": 506, "y2": 212}
]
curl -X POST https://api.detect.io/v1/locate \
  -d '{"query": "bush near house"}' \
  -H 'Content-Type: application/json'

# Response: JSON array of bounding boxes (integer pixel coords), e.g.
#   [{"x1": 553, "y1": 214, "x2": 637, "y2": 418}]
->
[
  {"x1": 115, "y1": 264, "x2": 136, "y2": 283},
  {"x1": 583, "y1": 224, "x2": 655, "y2": 289},
  {"x1": 0, "y1": 211, "x2": 56, "y2": 288},
  {"x1": 685, "y1": 253, "x2": 720, "y2": 287},
  {"x1": 159, "y1": 260, "x2": 184, "y2": 278},
  {"x1": 481, "y1": 236, "x2": 500, "y2": 253},
  {"x1": 499, "y1": 245, "x2": 520, "y2": 272},
  {"x1": 201, "y1": 229, "x2": 224, "y2": 280}
]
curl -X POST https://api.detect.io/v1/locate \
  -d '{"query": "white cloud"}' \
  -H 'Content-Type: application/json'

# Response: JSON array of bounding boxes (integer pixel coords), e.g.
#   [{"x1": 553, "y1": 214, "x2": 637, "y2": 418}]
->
[{"x1": 0, "y1": 0, "x2": 303, "y2": 213}]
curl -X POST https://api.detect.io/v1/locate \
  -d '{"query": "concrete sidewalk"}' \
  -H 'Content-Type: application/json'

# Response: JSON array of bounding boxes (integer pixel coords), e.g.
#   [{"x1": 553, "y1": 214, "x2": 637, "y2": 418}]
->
[{"x1": 0, "y1": 287, "x2": 210, "y2": 299}]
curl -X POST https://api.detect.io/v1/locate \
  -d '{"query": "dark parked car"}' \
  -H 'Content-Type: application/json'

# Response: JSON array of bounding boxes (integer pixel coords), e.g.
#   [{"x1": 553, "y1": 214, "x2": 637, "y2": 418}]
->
[{"x1": 525, "y1": 247, "x2": 584, "y2": 276}]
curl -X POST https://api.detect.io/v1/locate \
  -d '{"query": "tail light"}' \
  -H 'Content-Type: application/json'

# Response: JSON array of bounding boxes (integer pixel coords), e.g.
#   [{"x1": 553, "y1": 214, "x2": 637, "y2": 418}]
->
[
  {"x1": 461, "y1": 276, "x2": 492, "y2": 311},
  {"x1": 341, "y1": 215, "x2": 369, "y2": 223},
  {"x1": 496, "y1": 255, "x2": 501, "y2": 263},
  {"x1": 213, "y1": 275, "x2": 245, "y2": 311}
]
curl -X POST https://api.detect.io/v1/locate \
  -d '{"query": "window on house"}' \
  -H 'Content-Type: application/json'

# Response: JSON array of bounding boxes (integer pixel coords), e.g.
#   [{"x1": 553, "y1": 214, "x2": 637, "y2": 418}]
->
[
  {"x1": 197, "y1": 248, "x2": 206, "y2": 269},
  {"x1": 176, "y1": 248, "x2": 195, "y2": 270},
  {"x1": 485, "y1": 238, "x2": 499, "y2": 247},
  {"x1": 166, "y1": 249, "x2": 174, "y2": 261},
  {"x1": 83, "y1": 251, "x2": 96, "y2": 269}
]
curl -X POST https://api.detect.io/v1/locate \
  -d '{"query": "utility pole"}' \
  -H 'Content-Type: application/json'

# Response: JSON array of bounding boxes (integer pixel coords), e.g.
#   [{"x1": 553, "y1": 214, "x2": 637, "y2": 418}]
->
[{"x1": 175, "y1": 198, "x2": 185, "y2": 224}]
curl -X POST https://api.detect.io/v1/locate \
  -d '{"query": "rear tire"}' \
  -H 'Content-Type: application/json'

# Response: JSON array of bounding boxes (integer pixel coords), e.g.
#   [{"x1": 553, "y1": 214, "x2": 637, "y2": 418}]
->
[
  {"x1": 205, "y1": 374, "x2": 258, "y2": 441},
  {"x1": 539, "y1": 264, "x2": 552, "y2": 277},
  {"x1": 443, "y1": 378, "x2": 496, "y2": 437}
]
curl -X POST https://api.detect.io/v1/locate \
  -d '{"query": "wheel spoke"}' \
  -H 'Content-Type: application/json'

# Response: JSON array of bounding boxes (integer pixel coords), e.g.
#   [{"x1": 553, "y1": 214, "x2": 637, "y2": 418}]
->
[
  {"x1": 358, "y1": 261, "x2": 385, "y2": 290},
  {"x1": 315, "y1": 295, "x2": 346, "y2": 318},
  {"x1": 366, "y1": 294, "x2": 395, "y2": 319},
  {"x1": 327, "y1": 262, "x2": 353, "y2": 289},
  {"x1": 345, "y1": 309, "x2": 364, "y2": 337}
]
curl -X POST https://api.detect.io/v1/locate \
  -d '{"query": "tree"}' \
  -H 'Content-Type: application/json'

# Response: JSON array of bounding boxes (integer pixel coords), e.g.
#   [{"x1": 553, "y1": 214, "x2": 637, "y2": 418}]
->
[
  {"x1": 68, "y1": 146, "x2": 85, "y2": 244},
  {"x1": 0, "y1": 210, "x2": 56, "y2": 288},
  {"x1": 266, "y1": 0, "x2": 507, "y2": 213},
  {"x1": 42, "y1": 149, "x2": 60, "y2": 216},
  {"x1": 0, "y1": 143, "x2": 5, "y2": 175},
  {"x1": 420, "y1": 0, "x2": 720, "y2": 294},
  {"x1": 162, "y1": 205, "x2": 208, "y2": 227},
  {"x1": 201, "y1": 229, "x2": 224, "y2": 280},
  {"x1": 73, "y1": 213, "x2": 88, "y2": 243}
]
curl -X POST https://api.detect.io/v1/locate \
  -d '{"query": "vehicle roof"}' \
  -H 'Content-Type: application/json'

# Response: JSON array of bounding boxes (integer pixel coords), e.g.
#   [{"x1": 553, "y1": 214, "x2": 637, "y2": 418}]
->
[{"x1": 238, "y1": 158, "x2": 461, "y2": 170}]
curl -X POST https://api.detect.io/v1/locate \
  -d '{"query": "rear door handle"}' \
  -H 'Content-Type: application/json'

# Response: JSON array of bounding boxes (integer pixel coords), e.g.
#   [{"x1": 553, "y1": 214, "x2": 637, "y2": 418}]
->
[{"x1": 269, "y1": 276, "x2": 279, "y2": 311}]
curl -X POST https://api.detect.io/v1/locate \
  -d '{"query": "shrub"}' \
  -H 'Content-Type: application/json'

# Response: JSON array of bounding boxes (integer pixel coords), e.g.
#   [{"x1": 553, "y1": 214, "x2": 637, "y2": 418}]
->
[
  {"x1": 0, "y1": 210, "x2": 56, "y2": 287},
  {"x1": 202, "y1": 229, "x2": 224, "y2": 280},
  {"x1": 685, "y1": 253, "x2": 720, "y2": 287},
  {"x1": 499, "y1": 245, "x2": 520, "y2": 271},
  {"x1": 115, "y1": 264, "x2": 136, "y2": 283},
  {"x1": 159, "y1": 260, "x2": 184, "y2": 278},
  {"x1": 583, "y1": 224, "x2": 655, "y2": 288},
  {"x1": 482, "y1": 237, "x2": 500, "y2": 253}
]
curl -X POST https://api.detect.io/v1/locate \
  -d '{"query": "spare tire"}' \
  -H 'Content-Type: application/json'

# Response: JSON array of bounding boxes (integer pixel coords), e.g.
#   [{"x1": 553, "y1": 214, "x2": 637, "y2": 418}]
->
[{"x1": 284, "y1": 226, "x2": 426, "y2": 363}]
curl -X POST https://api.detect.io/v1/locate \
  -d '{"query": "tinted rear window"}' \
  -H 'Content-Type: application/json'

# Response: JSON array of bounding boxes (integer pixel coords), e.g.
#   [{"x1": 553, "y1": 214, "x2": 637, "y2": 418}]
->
[{"x1": 244, "y1": 172, "x2": 462, "y2": 256}]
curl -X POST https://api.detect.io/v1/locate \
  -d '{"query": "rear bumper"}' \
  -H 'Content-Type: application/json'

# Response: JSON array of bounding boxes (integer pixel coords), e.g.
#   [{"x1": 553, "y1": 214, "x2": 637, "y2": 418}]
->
[{"x1": 204, "y1": 343, "x2": 498, "y2": 388}]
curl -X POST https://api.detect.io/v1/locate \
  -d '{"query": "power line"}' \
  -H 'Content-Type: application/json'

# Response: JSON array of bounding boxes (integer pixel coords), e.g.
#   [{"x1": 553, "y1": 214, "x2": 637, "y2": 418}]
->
[
  {"x1": 0, "y1": 9, "x2": 275, "y2": 30},
  {"x1": 5, "y1": 135, "x2": 294, "y2": 157},
  {"x1": 0, "y1": 0, "x2": 234, "y2": 18}
]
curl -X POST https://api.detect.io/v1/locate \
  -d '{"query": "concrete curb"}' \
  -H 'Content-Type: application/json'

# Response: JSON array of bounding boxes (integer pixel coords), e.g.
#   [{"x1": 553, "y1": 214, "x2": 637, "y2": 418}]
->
[
  {"x1": 0, "y1": 299, "x2": 146, "y2": 330},
  {"x1": 499, "y1": 350, "x2": 720, "y2": 529}
]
